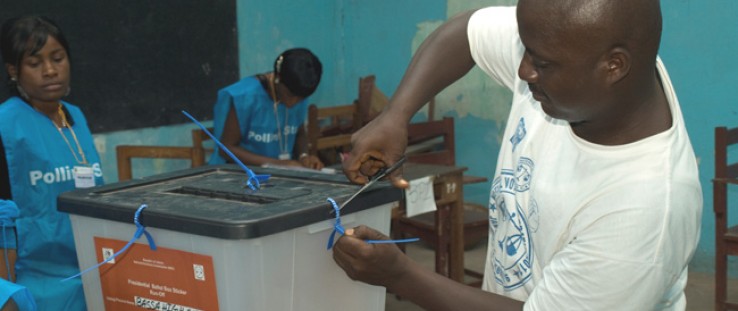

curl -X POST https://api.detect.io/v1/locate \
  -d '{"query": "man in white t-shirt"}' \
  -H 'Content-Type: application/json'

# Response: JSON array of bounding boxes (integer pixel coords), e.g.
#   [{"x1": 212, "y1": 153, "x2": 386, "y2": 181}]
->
[{"x1": 332, "y1": 0, "x2": 702, "y2": 310}]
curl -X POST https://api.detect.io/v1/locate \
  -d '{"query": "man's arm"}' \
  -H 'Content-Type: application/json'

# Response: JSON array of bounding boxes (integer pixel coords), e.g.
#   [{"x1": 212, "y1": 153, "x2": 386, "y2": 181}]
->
[
  {"x1": 342, "y1": 10, "x2": 477, "y2": 185},
  {"x1": 388, "y1": 10, "x2": 477, "y2": 124},
  {"x1": 334, "y1": 226, "x2": 524, "y2": 311},
  {"x1": 335, "y1": 9, "x2": 528, "y2": 310}
]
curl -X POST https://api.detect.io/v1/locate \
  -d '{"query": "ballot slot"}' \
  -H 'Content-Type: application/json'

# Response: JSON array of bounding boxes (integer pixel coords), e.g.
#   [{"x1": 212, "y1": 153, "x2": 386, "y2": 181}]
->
[
  {"x1": 89, "y1": 169, "x2": 346, "y2": 206},
  {"x1": 58, "y1": 164, "x2": 401, "y2": 239},
  {"x1": 166, "y1": 186, "x2": 280, "y2": 204}
]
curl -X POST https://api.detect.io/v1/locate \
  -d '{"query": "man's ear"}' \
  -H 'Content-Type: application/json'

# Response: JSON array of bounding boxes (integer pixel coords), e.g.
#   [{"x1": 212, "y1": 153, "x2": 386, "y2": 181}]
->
[
  {"x1": 5, "y1": 64, "x2": 17, "y2": 81},
  {"x1": 603, "y1": 47, "x2": 630, "y2": 84}
]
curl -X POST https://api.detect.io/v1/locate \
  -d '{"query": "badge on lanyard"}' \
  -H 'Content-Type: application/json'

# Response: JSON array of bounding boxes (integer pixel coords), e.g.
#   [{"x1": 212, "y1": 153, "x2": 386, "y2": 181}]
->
[
  {"x1": 73, "y1": 166, "x2": 96, "y2": 188},
  {"x1": 278, "y1": 152, "x2": 291, "y2": 160}
]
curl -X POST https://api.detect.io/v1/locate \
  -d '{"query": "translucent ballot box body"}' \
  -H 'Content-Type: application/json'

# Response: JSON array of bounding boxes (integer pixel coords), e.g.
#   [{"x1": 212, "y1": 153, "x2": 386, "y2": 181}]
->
[{"x1": 58, "y1": 165, "x2": 400, "y2": 311}]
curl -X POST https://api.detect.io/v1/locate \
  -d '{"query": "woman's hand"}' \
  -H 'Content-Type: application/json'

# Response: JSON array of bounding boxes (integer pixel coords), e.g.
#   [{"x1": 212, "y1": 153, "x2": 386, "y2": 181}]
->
[
  {"x1": 276, "y1": 159, "x2": 302, "y2": 167},
  {"x1": 299, "y1": 154, "x2": 324, "y2": 170}
]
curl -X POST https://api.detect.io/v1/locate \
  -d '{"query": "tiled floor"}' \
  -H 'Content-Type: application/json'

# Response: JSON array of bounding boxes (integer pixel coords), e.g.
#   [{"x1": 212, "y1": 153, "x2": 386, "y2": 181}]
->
[{"x1": 384, "y1": 240, "x2": 733, "y2": 310}]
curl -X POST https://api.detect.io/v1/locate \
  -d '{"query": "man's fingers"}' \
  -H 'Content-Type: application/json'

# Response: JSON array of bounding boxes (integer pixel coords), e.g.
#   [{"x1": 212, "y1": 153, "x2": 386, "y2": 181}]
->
[
  {"x1": 389, "y1": 174, "x2": 409, "y2": 189},
  {"x1": 351, "y1": 225, "x2": 390, "y2": 241},
  {"x1": 343, "y1": 150, "x2": 387, "y2": 184},
  {"x1": 343, "y1": 154, "x2": 368, "y2": 184}
]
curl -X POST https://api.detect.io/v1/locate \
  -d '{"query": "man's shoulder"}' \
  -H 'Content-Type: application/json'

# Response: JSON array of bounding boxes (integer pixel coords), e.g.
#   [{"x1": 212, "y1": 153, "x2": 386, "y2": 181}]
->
[{"x1": 471, "y1": 6, "x2": 518, "y2": 25}]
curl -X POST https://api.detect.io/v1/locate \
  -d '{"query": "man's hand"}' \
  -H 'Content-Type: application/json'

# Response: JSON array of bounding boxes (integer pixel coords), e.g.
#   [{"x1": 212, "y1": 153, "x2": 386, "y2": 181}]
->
[
  {"x1": 332, "y1": 225, "x2": 410, "y2": 287},
  {"x1": 342, "y1": 113, "x2": 409, "y2": 189}
]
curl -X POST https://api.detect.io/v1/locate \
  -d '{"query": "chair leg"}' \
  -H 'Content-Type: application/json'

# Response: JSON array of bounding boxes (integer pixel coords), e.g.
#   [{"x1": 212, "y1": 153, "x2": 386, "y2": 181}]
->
[
  {"x1": 435, "y1": 205, "x2": 452, "y2": 277},
  {"x1": 716, "y1": 252, "x2": 727, "y2": 311}
]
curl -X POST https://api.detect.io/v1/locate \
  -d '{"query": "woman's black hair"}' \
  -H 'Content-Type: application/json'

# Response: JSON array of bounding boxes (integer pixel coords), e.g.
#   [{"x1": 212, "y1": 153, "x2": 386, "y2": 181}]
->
[
  {"x1": 274, "y1": 48, "x2": 322, "y2": 98},
  {"x1": 0, "y1": 15, "x2": 70, "y2": 95}
]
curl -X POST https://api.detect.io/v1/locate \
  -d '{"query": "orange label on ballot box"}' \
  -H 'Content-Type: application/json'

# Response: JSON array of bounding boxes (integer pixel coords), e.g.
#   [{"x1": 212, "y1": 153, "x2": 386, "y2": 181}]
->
[{"x1": 94, "y1": 237, "x2": 220, "y2": 311}]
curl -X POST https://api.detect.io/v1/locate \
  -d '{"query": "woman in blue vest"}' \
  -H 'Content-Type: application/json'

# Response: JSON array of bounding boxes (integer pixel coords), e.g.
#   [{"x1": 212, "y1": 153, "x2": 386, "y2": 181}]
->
[
  {"x1": 0, "y1": 16, "x2": 104, "y2": 310},
  {"x1": 210, "y1": 48, "x2": 325, "y2": 169}
]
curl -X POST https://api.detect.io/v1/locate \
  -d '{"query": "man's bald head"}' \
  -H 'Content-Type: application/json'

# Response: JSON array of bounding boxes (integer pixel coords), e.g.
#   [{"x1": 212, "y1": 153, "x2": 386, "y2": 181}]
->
[
  {"x1": 515, "y1": 0, "x2": 669, "y2": 141},
  {"x1": 518, "y1": 0, "x2": 662, "y2": 67}
]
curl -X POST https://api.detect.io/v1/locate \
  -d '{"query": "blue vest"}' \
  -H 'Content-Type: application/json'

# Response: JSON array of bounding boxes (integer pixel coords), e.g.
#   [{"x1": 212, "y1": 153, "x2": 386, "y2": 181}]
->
[
  {"x1": 209, "y1": 76, "x2": 308, "y2": 164},
  {"x1": 0, "y1": 97, "x2": 104, "y2": 311}
]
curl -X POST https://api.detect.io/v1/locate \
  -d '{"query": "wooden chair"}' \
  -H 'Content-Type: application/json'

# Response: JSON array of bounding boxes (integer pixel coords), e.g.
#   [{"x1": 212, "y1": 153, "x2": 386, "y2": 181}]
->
[
  {"x1": 116, "y1": 127, "x2": 213, "y2": 181},
  {"x1": 357, "y1": 75, "x2": 388, "y2": 125},
  {"x1": 116, "y1": 145, "x2": 198, "y2": 181},
  {"x1": 714, "y1": 125, "x2": 738, "y2": 310},
  {"x1": 306, "y1": 103, "x2": 361, "y2": 165},
  {"x1": 357, "y1": 74, "x2": 435, "y2": 123},
  {"x1": 191, "y1": 127, "x2": 214, "y2": 166},
  {"x1": 406, "y1": 117, "x2": 455, "y2": 165},
  {"x1": 394, "y1": 116, "x2": 489, "y2": 286}
]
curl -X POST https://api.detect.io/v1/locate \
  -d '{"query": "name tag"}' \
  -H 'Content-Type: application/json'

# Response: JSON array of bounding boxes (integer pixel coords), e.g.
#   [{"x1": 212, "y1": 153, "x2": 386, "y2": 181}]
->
[{"x1": 73, "y1": 166, "x2": 95, "y2": 188}]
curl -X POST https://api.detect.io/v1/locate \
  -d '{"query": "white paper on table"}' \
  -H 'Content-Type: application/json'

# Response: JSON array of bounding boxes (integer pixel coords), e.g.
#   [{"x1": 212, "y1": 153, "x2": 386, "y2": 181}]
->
[{"x1": 405, "y1": 176, "x2": 436, "y2": 217}]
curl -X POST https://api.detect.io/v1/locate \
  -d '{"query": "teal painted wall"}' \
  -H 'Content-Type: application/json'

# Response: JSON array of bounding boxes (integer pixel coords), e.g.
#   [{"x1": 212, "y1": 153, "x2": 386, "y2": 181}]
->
[
  {"x1": 89, "y1": 0, "x2": 735, "y2": 274},
  {"x1": 660, "y1": 0, "x2": 738, "y2": 273},
  {"x1": 236, "y1": 0, "x2": 446, "y2": 108}
]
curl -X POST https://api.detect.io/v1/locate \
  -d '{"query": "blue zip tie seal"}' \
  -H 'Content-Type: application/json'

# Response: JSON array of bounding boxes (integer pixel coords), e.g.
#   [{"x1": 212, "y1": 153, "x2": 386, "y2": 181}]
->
[
  {"x1": 61, "y1": 204, "x2": 157, "y2": 282},
  {"x1": 181, "y1": 110, "x2": 269, "y2": 190},
  {"x1": 326, "y1": 198, "x2": 419, "y2": 250}
]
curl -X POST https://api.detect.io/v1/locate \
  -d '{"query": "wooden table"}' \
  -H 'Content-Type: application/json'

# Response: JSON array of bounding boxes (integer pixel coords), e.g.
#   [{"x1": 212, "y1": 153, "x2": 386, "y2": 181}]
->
[{"x1": 400, "y1": 163, "x2": 468, "y2": 282}]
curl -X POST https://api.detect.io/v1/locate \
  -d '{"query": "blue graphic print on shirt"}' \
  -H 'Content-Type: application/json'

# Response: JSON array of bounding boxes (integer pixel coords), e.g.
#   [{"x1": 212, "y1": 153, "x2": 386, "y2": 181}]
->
[
  {"x1": 510, "y1": 117, "x2": 526, "y2": 152},
  {"x1": 490, "y1": 157, "x2": 536, "y2": 290}
]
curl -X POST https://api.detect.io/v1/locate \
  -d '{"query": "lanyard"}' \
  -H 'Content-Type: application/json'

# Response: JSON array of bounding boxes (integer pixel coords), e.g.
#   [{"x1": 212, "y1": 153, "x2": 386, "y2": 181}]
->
[
  {"x1": 270, "y1": 76, "x2": 290, "y2": 157},
  {"x1": 55, "y1": 104, "x2": 88, "y2": 165}
]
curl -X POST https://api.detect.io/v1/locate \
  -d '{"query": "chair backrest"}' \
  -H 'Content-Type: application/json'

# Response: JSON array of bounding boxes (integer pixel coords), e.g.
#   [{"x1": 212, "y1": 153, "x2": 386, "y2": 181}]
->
[
  {"x1": 116, "y1": 145, "x2": 197, "y2": 181},
  {"x1": 358, "y1": 74, "x2": 436, "y2": 123},
  {"x1": 116, "y1": 127, "x2": 214, "y2": 181},
  {"x1": 357, "y1": 75, "x2": 389, "y2": 125},
  {"x1": 714, "y1": 126, "x2": 738, "y2": 311},
  {"x1": 714, "y1": 126, "x2": 738, "y2": 218},
  {"x1": 405, "y1": 117, "x2": 455, "y2": 166},
  {"x1": 306, "y1": 103, "x2": 360, "y2": 165},
  {"x1": 715, "y1": 126, "x2": 738, "y2": 181},
  {"x1": 191, "y1": 127, "x2": 214, "y2": 167}
]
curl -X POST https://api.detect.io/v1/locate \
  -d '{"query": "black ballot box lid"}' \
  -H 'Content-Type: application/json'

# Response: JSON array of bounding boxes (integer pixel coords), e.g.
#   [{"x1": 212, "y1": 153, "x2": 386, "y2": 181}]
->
[{"x1": 57, "y1": 165, "x2": 401, "y2": 240}]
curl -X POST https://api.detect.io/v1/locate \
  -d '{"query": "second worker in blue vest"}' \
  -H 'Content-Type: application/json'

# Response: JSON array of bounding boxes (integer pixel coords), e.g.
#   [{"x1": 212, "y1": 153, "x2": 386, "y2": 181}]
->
[{"x1": 209, "y1": 48, "x2": 324, "y2": 170}]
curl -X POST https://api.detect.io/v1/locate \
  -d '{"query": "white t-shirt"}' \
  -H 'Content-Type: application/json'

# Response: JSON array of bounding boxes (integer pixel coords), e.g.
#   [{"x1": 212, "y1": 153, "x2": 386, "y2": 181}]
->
[{"x1": 467, "y1": 7, "x2": 702, "y2": 310}]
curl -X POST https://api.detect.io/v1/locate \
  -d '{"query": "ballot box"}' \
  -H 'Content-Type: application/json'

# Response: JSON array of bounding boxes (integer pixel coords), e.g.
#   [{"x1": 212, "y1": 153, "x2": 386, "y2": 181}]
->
[{"x1": 57, "y1": 164, "x2": 400, "y2": 311}]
